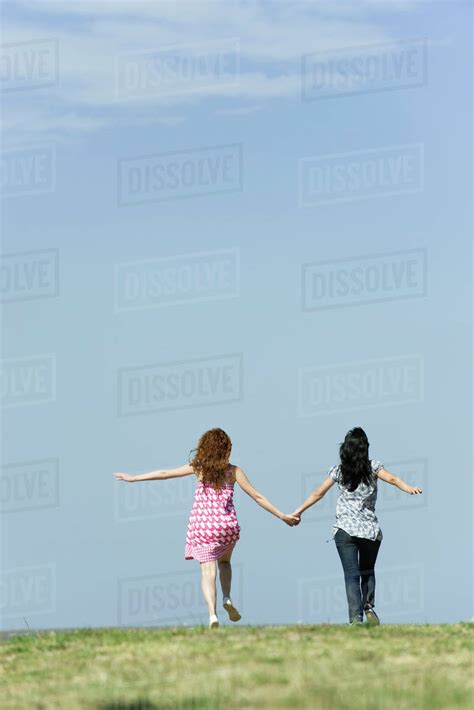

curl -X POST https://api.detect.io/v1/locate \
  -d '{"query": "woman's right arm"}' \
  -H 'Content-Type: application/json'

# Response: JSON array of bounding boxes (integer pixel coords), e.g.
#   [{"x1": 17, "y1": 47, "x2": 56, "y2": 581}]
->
[
  {"x1": 235, "y1": 467, "x2": 298, "y2": 525},
  {"x1": 377, "y1": 467, "x2": 422, "y2": 495},
  {"x1": 292, "y1": 476, "x2": 335, "y2": 517},
  {"x1": 114, "y1": 463, "x2": 194, "y2": 482}
]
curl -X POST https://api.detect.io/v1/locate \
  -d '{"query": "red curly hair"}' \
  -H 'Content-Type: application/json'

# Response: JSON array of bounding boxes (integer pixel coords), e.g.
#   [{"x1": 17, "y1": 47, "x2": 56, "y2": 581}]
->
[{"x1": 190, "y1": 428, "x2": 232, "y2": 487}]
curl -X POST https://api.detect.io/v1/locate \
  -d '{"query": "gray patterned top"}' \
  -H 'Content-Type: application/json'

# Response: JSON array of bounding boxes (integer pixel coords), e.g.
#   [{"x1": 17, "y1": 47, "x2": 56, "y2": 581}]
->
[{"x1": 328, "y1": 460, "x2": 384, "y2": 541}]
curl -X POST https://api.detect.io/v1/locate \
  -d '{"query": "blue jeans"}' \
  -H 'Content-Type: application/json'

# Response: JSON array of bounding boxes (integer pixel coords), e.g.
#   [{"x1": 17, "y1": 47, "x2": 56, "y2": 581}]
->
[{"x1": 334, "y1": 528, "x2": 381, "y2": 623}]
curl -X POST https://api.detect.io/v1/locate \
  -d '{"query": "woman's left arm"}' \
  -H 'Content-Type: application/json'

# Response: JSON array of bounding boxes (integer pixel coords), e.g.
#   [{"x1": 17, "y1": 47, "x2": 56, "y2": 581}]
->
[
  {"x1": 291, "y1": 477, "x2": 335, "y2": 518},
  {"x1": 114, "y1": 463, "x2": 194, "y2": 483},
  {"x1": 377, "y1": 467, "x2": 422, "y2": 494}
]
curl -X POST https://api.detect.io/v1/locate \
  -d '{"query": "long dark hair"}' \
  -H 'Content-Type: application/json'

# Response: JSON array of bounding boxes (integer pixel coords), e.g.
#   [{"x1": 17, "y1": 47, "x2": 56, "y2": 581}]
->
[{"x1": 339, "y1": 427, "x2": 372, "y2": 491}]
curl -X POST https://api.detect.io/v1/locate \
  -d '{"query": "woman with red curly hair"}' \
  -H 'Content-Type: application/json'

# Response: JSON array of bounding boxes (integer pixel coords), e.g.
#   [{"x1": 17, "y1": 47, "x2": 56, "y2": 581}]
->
[{"x1": 114, "y1": 428, "x2": 298, "y2": 629}]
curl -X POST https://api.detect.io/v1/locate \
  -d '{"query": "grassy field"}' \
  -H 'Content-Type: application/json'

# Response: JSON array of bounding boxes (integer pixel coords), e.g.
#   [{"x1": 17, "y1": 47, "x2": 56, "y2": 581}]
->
[{"x1": 0, "y1": 623, "x2": 472, "y2": 709}]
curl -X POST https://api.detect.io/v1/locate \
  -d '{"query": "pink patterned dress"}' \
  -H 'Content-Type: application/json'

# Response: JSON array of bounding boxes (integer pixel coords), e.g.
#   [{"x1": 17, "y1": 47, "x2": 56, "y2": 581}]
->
[{"x1": 185, "y1": 478, "x2": 240, "y2": 563}]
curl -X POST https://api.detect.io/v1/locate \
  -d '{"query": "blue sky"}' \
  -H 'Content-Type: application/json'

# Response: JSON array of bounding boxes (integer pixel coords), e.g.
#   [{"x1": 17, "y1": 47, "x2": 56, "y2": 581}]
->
[{"x1": 1, "y1": 1, "x2": 472, "y2": 630}]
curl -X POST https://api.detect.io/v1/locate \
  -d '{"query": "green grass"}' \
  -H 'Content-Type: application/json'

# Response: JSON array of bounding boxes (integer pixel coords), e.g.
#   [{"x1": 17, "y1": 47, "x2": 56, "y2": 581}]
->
[{"x1": 1, "y1": 624, "x2": 473, "y2": 709}]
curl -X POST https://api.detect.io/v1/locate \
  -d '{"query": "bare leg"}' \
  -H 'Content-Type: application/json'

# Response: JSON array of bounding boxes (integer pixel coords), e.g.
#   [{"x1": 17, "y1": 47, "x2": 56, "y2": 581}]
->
[
  {"x1": 218, "y1": 545, "x2": 241, "y2": 622},
  {"x1": 218, "y1": 546, "x2": 235, "y2": 599},
  {"x1": 200, "y1": 561, "x2": 217, "y2": 616}
]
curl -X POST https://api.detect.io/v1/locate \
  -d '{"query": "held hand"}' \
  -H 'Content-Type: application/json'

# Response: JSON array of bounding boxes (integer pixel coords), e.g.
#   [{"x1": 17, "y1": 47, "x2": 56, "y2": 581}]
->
[
  {"x1": 113, "y1": 473, "x2": 136, "y2": 482},
  {"x1": 281, "y1": 513, "x2": 301, "y2": 527},
  {"x1": 408, "y1": 486, "x2": 422, "y2": 495}
]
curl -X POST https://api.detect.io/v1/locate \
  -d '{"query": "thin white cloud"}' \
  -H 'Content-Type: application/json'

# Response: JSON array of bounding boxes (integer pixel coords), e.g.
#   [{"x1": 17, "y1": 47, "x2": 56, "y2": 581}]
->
[
  {"x1": 1, "y1": 0, "x2": 418, "y2": 144},
  {"x1": 215, "y1": 104, "x2": 262, "y2": 117},
  {"x1": 155, "y1": 115, "x2": 187, "y2": 126}
]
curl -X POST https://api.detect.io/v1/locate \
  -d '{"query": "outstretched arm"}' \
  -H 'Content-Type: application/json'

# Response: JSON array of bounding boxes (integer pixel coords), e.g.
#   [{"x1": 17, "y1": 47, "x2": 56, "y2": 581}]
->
[
  {"x1": 292, "y1": 477, "x2": 335, "y2": 518},
  {"x1": 235, "y1": 467, "x2": 299, "y2": 526},
  {"x1": 377, "y1": 467, "x2": 422, "y2": 494},
  {"x1": 114, "y1": 463, "x2": 194, "y2": 483}
]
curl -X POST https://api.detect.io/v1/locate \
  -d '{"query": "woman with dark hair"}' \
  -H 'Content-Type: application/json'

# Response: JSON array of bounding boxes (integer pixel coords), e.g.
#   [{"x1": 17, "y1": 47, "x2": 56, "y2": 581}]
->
[
  {"x1": 292, "y1": 427, "x2": 422, "y2": 625},
  {"x1": 114, "y1": 428, "x2": 299, "y2": 629}
]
